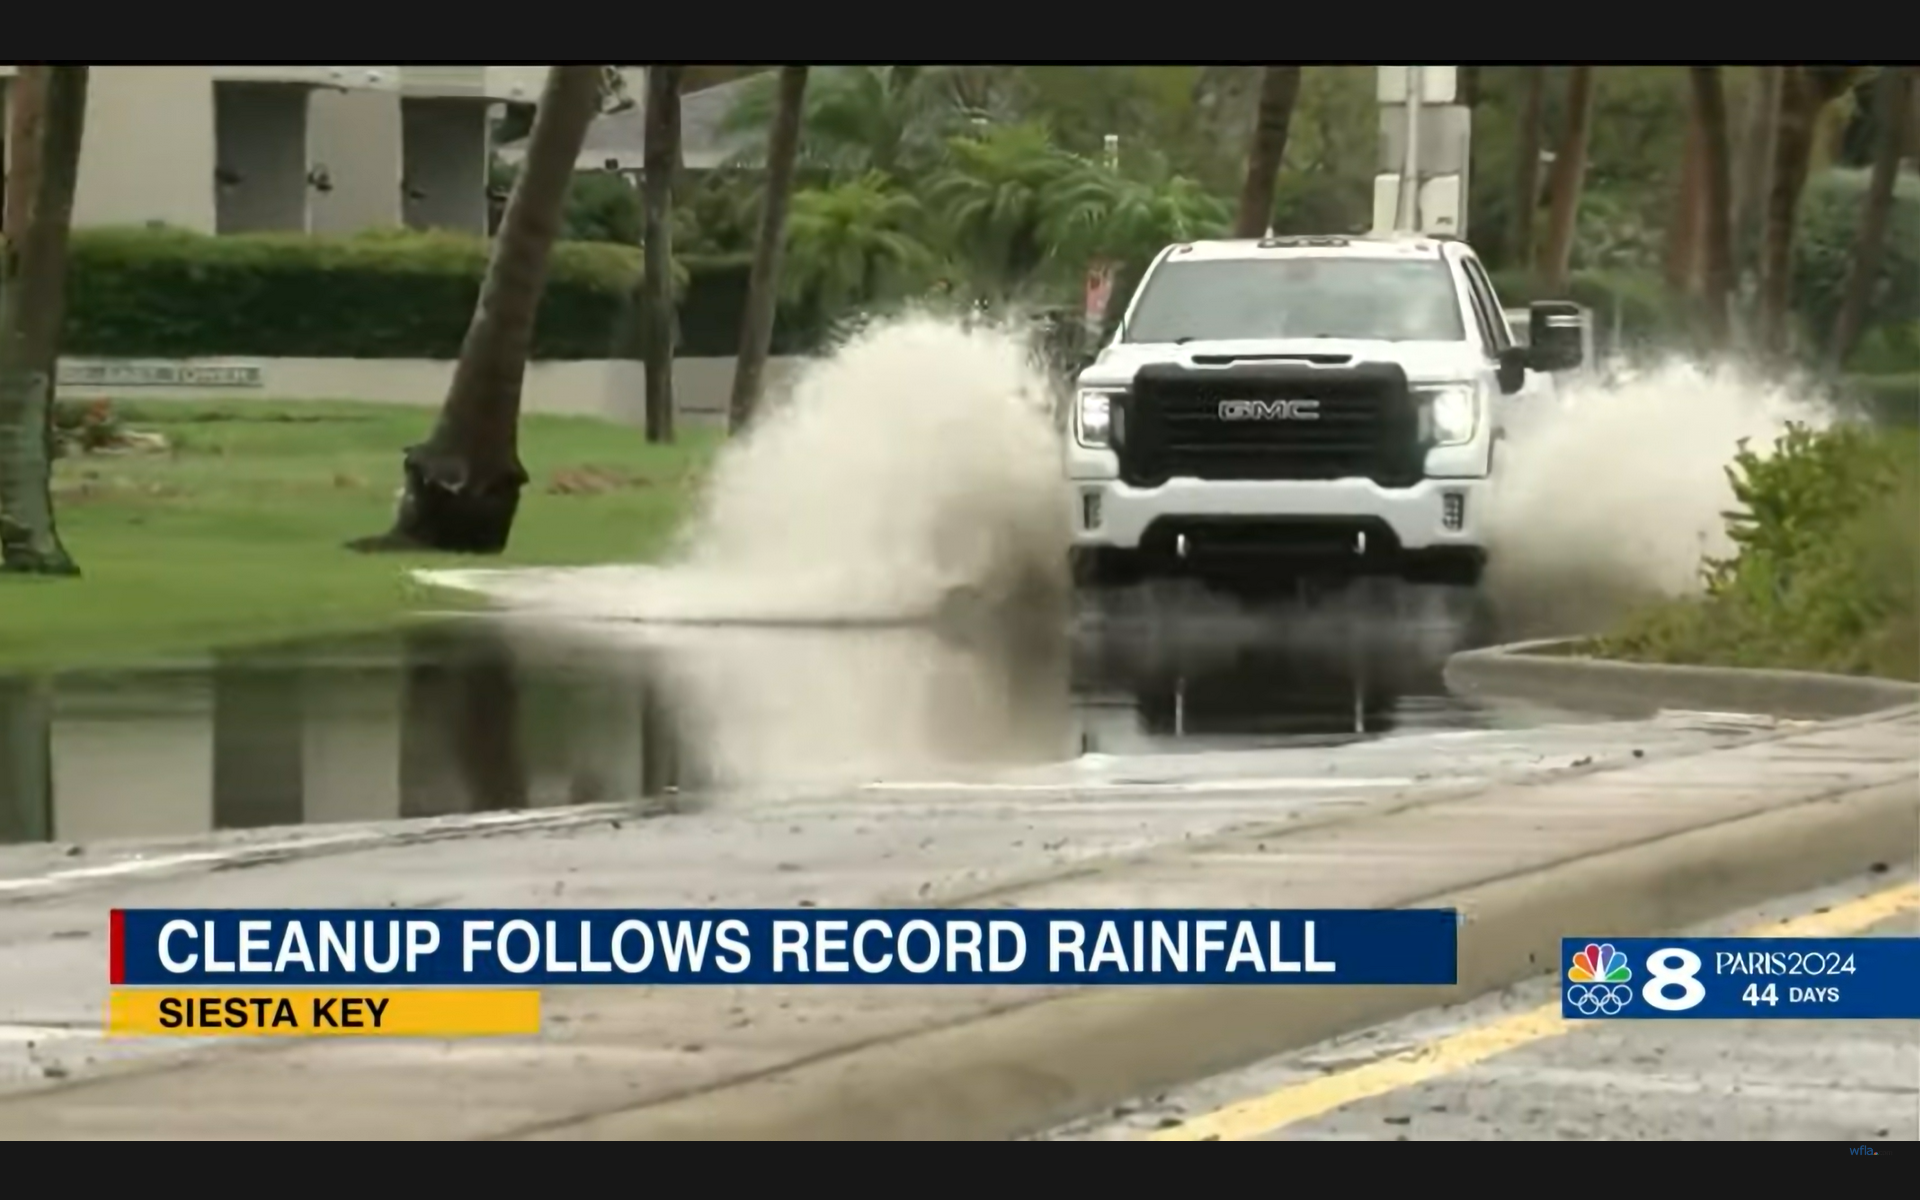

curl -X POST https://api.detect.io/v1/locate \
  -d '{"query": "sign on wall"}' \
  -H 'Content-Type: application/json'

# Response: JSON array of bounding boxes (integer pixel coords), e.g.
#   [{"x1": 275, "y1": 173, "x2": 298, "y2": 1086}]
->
[{"x1": 58, "y1": 362, "x2": 264, "y2": 389}]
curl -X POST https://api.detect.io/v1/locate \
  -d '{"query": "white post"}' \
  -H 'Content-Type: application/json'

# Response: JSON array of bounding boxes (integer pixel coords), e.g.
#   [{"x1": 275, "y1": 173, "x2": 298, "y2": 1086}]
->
[
  {"x1": 1103, "y1": 133, "x2": 1118, "y2": 172},
  {"x1": 1398, "y1": 67, "x2": 1422, "y2": 231}
]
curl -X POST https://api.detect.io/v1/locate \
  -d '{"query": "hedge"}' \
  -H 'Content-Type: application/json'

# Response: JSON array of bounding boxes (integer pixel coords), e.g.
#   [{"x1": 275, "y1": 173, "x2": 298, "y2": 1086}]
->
[{"x1": 36, "y1": 226, "x2": 826, "y2": 362}]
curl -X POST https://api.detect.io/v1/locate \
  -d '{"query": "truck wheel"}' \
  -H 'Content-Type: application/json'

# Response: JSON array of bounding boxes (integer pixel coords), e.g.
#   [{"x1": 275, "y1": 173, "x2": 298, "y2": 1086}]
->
[{"x1": 1071, "y1": 548, "x2": 1145, "y2": 591}]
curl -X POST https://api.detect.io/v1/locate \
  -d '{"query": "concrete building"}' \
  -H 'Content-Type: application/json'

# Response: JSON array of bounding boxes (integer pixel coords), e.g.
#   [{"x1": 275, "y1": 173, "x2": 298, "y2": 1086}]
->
[
  {"x1": 0, "y1": 65, "x2": 558, "y2": 236},
  {"x1": 495, "y1": 69, "x2": 760, "y2": 181}
]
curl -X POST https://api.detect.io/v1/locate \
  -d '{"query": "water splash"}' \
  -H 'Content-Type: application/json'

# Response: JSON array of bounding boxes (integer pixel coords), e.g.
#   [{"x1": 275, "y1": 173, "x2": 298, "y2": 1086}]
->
[
  {"x1": 1483, "y1": 357, "x2": 1833, "y2": 636},
  {"x1": 423, "y1": 311, "x2": 1073, "y2": 625}
]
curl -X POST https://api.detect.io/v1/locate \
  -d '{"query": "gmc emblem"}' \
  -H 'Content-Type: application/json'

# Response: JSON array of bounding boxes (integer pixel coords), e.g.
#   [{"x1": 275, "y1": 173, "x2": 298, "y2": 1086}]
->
[{"x1": 1217, "y1": 398, "x2": 1320, "y2": 421}]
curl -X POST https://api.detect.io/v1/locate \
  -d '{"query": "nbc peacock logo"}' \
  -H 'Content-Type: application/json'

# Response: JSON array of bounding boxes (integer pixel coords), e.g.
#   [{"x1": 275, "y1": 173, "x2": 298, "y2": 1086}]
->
[
  {"x1": 1568, "y1": 943, "x2": 1631, "y2": 983},
  {"x1": 1565, "y1": 942, "x2": 1634, "y2": 1016}
]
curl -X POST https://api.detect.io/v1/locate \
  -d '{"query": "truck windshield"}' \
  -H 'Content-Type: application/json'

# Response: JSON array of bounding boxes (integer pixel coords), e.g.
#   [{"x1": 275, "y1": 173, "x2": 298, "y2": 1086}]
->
[{"x1": 1122, "y1": 256, "x2": 1466, "y2": 343}]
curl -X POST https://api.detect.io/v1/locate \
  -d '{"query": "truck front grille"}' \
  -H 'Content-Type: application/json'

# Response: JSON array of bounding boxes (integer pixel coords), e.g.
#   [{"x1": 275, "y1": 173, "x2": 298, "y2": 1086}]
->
[{"x1": 1114, "y1": 361, "x2": 1421, "y2": 488}]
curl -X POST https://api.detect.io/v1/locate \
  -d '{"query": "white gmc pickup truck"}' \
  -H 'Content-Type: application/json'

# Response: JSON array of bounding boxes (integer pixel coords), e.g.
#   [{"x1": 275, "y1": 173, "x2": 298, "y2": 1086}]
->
[{"x1": 1066, "y1": 232, "x2": 1583, "y2": 593}]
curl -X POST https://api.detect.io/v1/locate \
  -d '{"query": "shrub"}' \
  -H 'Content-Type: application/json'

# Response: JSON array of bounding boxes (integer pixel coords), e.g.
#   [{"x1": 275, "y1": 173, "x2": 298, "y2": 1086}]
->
[
  {"x1": 1595, "y1": 422, "x2": 1919, "y2": 680},
  {"x1": 47, "y1": 226, "x2": 826, "y2": 362}
]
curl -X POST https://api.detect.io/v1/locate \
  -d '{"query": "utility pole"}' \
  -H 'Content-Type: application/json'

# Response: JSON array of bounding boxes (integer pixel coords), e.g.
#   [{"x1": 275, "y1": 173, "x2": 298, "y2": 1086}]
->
[
  {"x1": 1374, "y1": 66, "x2": 1470, "y2": 237},
  {"x1": 1398, "y1": 67, "x2": 1423, "y2": 230}
]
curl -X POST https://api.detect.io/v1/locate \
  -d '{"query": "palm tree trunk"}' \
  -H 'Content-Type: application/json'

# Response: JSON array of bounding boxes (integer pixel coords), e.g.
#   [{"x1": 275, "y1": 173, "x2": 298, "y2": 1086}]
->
[
  {"x1": 1537, "y1": 66, "x2": 1596, "y2": 295},
  {"x1": 1690, "y1": 67, "x2": 1736, "y2": 351},
  {"x1": 0, "y1": 66, "x2": 87, "y2": 576},
  {"x1": 642, "y1": 66, "x2": 683, "y2": 445},
  {"x1": 3, "y1": 70, "x2": 45, "y2": 240},
  {"x1": 1233, "y1": 67, "x2": 1302, "y2": 238},
  {"x1": 1510, "y1": 66, "x2": 1546, "y2": 271},
  {"x1": 1732, "y1": 66, "x2": 1782, "y2": 279},
  {"x1": 729, "y1": 65, "x2": 807, "y2": 435},
  {"x1": 1758, "y1": 69, "x2": 1861, "y2": 358},
  {"x1": 1665, "y1": 90, "x2": 1706, "y2": 295},
  {"x1": 1828, "y1": 67, "x2": 1915, "y2": 369},
  {"x1": 358, "y1": 66, "x2": 601, "y2": 554}
]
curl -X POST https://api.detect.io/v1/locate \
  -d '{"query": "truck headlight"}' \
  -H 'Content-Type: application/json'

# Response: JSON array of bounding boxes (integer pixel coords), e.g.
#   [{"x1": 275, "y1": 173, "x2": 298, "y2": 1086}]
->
[
  {"x1": 1076, "y1": 390, "x2": 1118, "y2": 447},
  {"x1": 1419, "y1": 385, "x2": 1478, "y2": 446}
]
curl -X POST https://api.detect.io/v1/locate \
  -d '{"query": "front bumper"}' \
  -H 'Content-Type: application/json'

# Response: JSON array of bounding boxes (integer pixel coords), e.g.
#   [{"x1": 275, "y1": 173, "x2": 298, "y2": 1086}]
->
[{"x1": 1069, "y1": 476, "x2": 1489, "y2": 555}]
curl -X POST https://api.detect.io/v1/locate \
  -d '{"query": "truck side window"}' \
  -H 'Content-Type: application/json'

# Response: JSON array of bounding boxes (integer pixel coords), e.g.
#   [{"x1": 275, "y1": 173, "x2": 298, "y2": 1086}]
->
[
  {"x1": 1452, "y1": 255, "x2": 1501, "y2": 357},
  {"x1": 1461, "y1": 258, "x2": 1514, "y2": 353}
]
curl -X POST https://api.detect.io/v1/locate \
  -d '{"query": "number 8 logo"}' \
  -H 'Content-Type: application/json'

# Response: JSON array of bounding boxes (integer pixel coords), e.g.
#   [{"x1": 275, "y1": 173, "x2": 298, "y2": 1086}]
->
[{"x1": 1642, "y1": 948, "x2": 1706, "y2": 1011}]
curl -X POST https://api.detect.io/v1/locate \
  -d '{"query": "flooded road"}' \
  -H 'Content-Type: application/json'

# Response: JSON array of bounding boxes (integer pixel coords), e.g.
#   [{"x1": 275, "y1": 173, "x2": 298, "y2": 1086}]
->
[{"x1": 0, "y1": 587, "x2": 1596, "y2": 846}]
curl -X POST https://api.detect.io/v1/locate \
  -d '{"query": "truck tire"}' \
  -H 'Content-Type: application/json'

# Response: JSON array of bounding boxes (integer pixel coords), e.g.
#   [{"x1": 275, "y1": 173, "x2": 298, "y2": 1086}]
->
[{"x1": 1071, "y1": 547, "x2": 1145, "y2": 590}]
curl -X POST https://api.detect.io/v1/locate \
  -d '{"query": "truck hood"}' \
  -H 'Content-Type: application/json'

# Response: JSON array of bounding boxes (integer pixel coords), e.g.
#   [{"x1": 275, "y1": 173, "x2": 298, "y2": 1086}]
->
[{"x1": 1076, "y1": 338, "x2": 1486, "y2": 389}]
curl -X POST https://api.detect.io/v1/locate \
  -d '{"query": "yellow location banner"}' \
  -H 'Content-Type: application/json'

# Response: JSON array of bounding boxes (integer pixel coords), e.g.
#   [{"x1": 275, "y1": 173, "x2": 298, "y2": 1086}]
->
[{"x1": 107, "y1": 990, "x2": 540, "y2": 1036}]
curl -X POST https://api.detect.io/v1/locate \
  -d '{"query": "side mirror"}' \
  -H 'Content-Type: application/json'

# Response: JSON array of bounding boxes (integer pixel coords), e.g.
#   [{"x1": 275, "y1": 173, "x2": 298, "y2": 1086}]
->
[
  {"x1": 1496, "y1": 347, "x2": 1527, "y2": 394},
  {"x1": 1526, "y1": 301, "x2": 1584, "y2": 372}
]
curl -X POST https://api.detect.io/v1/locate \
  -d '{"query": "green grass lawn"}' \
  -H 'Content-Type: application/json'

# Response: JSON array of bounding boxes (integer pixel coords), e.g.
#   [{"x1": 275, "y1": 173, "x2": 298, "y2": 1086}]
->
[{"x1": 0, "y1": 401, "x2": 720, "y2": 671}]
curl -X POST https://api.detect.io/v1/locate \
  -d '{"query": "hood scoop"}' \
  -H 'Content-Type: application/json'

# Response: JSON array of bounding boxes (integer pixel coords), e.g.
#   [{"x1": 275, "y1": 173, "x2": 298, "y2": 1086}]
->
[{"x1": 1188, "y1": 352, "x2": 1355, "y2": 366}]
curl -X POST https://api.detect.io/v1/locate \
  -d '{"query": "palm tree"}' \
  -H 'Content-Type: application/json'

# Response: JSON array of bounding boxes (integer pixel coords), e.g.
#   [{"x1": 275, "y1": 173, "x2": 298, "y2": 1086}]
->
[
  {"x1": 1043, "y1": 155, "x2": 1232, "y2": 267},
  {"x1": 1829, "y1": 67, "x2": 1915, "y2": 369},
  {"x1": 353, "y1": 66, "x2": 603, "y2": 554},
  {"x1": 720, "y1": 66, "x2": 983, "y2": 183},
  {"x1": 1233, "y1": 67, "x2": 1303, "y2": 237},
  {"x1": 1759, "y1": 66, "x2": 1868, "y2": 356},
  {"x1": 1690, "y1": 67, "x2": 1736, "y2": 351},
  {"x1": 642, "y1": 66, "x2": 684, "y2": 444},
  {"x1": 729, "y1": 66, "x2": 808, "y2": 434},
  {"x1": 923, "y1": 122, "x2": 1080, "y2": 297},
  {"x1": 1537, "y1": 66, "x2": 1597, "y2": 294},
  {"x1": 0, "y1": 66, "x2": 88, "y2": 576},
  {"x1": 1510, "y1": 67, "x2": 1547, "y2": 270},
  {"x1": 780, "y1": 174, "x2": 933, "y2": 318},
  {"x1": 3, "y1": 69, "x2": 44, "y2": 238}
]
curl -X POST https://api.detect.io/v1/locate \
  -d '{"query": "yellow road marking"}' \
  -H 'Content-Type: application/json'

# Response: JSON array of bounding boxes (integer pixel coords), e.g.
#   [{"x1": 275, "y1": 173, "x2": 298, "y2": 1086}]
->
[{"x1": 1147, "y1": 881, "x2": 1920, "y2": 1141}]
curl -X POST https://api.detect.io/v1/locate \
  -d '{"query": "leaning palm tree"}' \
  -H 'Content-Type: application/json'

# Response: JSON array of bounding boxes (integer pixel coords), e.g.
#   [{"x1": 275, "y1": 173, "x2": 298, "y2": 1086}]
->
[
  {"x1": 353, "y1": 66, "x2": 604, "y2": 554},
  {"x1": 1828, "y1": 67, "x2": 1915, "y2": 369},
  {"x1": 729, "y1": 65, "x2": 809, "y2": 434},
  {"x1": 0, "y1": 65, "x2": 89, "y2": 576},
  {"x1": 1537, "y1": 66, "x2": 1597, "y2": 295},
  {"x1": 1233, "y1": 67, "x2": 1302, "y2": 238},
  {"x1": 1510, "y1": 66, "x2": 1547, "y2": 269},
  {"x1": 642, "y1": 65, "x2": 684, "y2": 445},
  {"x1": 1758, "y1": 66, "x2": 1867, "y2": 357}
]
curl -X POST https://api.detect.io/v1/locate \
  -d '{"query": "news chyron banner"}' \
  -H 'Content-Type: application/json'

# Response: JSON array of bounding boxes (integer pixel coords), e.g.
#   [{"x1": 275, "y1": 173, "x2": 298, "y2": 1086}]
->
[
  {"x1": 107, "y1": 908, "x2": 1459, "y2": 1036},
  {"x1": 1561, "y1": 937, "x2": 1920, "y2": 1020}
]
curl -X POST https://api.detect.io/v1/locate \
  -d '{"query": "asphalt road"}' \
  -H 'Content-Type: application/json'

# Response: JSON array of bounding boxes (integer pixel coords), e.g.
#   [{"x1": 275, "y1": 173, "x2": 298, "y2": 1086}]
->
[
  {"x1": 1043, "y1": 870, "x2": 1920, "y2": 1142},
  {"x1": 0, "y1": 687, "x2": 1909, "y2": 1139}
]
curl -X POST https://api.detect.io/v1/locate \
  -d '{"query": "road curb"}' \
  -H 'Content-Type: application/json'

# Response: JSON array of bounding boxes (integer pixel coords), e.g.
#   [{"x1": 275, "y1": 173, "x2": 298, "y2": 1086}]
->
[
  {"x1": 514, "y1": 773, "x2": 1918, "y2": 1141},
  {"x1": 1444, "y1": 638, "x2": 1920, "y2": 720}
]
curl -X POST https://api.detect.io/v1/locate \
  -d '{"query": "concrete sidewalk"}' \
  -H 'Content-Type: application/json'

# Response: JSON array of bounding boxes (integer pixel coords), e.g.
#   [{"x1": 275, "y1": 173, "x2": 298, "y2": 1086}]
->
[{"x1": 0, "y1": 706, "x2": 1913, "y2": 1139}]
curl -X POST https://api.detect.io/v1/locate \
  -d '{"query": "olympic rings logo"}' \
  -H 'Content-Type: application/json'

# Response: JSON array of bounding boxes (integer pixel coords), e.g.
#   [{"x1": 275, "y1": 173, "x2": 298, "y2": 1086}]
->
[{"x1": 1565, "y1": 983, "x2": 1633, "y2": 1016}]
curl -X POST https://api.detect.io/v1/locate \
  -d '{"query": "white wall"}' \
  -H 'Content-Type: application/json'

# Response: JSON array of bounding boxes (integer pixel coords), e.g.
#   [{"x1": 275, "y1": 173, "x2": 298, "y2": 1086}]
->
[
  {"x1": 55, "y1": 355, "x2": 811, "y2": 428},
  {"x1": 71, "y1": 66, "x2": 218, "y2": 232}
]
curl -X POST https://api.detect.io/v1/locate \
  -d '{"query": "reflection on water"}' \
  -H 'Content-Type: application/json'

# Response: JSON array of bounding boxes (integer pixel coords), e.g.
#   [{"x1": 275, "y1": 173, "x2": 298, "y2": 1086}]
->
[{"x1": 0, "y1": 594, "x2": 1543, "y2": 846}]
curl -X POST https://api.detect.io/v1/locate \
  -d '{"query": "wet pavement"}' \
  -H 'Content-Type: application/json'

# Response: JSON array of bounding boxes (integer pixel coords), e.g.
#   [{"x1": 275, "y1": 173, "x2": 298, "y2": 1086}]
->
[{"x1": 0, "y1": 584, "x2": 1598, "y2": 847}]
